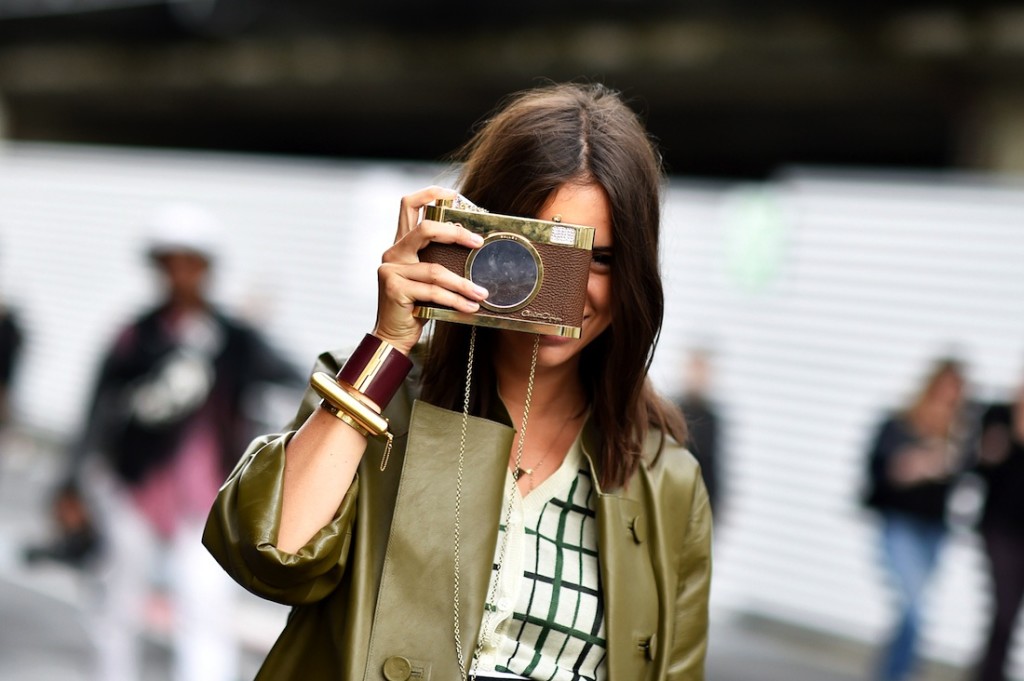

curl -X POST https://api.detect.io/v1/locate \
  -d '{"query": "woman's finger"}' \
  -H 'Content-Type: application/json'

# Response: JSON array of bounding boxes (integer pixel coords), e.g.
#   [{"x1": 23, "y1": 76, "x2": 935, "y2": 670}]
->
[
  {"x1": 383, "y1": 219, "x2": 483, "y2": 265},
  {"x1": 373, "y1": 262, "x2": 488, "y2": 351},
  {"x1": 379, "y1": 261, "x2": 489, "y2": 307},
  {"x1": 395, "y1": 186, "x2": 458, "y2": 242}
]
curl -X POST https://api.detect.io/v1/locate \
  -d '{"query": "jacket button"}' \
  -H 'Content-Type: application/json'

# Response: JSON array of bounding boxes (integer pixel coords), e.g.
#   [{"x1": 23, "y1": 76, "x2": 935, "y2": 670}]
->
[
  {"x1": 646, "y1": 633, "x2": 658, "y2": 660},
  {"x1": 383, "y1": 656, "x2": 412, "y2": 681},
  {"x1": 630, "y1": 514, "x2": 646, "y2": 544}
]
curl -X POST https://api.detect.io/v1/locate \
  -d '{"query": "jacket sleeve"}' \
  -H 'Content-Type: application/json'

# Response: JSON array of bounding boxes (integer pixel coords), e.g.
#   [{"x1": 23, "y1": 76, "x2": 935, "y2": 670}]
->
[
  {"x1": 868, "y1": 418, "x2": 908, "y2": 484},
  {"x1": 668, "y1": 471, "x2": 713, "y2": 680},
  {"x1": 63, "y1": 324, "x2": 143, "y2": 487},
  {"x1": 202, "y1": 351, "x2": 358, "y2": 606}
]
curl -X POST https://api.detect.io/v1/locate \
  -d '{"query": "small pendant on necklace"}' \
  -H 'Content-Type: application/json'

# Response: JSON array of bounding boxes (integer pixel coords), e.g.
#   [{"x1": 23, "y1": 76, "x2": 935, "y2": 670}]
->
[{"x1": 514, "y1": 467, "x2": 534, "y2": 478}]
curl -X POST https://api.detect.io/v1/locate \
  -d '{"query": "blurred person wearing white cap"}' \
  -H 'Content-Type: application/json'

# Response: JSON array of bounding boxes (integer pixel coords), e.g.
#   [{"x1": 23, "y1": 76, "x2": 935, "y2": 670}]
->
[{"x1": 47, "y1": 202, "x2": 301, "y2": 681}]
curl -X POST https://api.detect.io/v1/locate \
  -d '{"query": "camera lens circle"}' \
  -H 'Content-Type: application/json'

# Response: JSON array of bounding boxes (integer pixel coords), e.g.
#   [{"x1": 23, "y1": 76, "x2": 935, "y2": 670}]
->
[{"x1": 467, "y1": 234, "x2": 542, "y2": 311}]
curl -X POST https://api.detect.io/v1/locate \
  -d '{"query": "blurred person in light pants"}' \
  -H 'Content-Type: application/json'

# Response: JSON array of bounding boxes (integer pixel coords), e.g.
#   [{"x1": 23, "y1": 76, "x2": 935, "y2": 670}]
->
[
  {"x1": 971, "y1": 372, "x2": 1024, "y2": 681},
  {"x1": 862, "y1": 358, "x2": 968, "y2": 681},
  {"x1": 56, "y1": 203, "x2": 301, "y2": 681}
]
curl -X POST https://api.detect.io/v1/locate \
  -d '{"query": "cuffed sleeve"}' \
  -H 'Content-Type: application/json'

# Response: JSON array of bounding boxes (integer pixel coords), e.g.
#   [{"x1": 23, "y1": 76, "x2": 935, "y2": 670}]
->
[
  {"x1": 203, "y1": 430, "x2": 359, "y2": 605},
  {"x1": 203, "y1": 348, "x2": 357, "y2": 606}
]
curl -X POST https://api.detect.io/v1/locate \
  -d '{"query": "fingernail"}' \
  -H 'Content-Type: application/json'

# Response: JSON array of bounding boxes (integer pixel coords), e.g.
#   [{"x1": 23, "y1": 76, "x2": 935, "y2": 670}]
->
[
  {"x1": 466, "y1": 301, "x2": 480, "y2": 311},
  {"x1": 473, "y1": 285, "x2": 488, "y2": 298},
  {"x1": 469, "y1": 233, "x2": 484, "y2": 246}
]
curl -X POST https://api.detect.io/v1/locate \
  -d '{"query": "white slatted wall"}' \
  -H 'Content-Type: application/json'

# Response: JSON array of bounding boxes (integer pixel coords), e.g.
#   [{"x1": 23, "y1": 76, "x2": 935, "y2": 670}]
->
[
  {"x1": 1, "y1": 143, "x2": 1022, "y2": 676},
  {"x1": 653, "y1": 172, "x2": 1024, "y2": 678},
  {"x1": 0, "y1": 143, "x2": 450, "y2": 434}
]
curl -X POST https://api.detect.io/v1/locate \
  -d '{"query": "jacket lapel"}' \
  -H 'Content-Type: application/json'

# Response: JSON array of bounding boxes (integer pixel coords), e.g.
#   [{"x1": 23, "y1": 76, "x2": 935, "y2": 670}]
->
[
  {"x1": 364, "y1": 400, "x2": 513, "y2": 681},
  {"x1": 582, "y1": 423, "x2": 661, "y2": 680}
]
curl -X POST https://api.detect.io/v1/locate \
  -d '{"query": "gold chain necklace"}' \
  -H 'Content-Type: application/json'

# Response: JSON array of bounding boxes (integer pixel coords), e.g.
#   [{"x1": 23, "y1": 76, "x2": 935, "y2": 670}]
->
[
  {"x1": 453, "y1": 328, "x2": 539, "y2": 681},
  {"x1": 511, "y1": 412, "x2": 576, "y2": 493}
]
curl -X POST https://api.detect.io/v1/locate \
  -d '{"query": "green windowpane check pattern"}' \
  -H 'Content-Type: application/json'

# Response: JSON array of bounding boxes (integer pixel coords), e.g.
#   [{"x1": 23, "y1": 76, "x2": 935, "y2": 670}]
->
[{"x1": 486, "y1": 467, "x2": 607, "y2": 681}]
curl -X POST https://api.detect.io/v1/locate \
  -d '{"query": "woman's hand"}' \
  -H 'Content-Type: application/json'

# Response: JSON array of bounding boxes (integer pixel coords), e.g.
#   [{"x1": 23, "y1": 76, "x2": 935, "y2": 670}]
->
[
  {"x1": 889, "y1": 442, "x2": 951, "y2": 484},
  {"x1": 374, "y1": 186, "x2": 488, "y2": 354}
]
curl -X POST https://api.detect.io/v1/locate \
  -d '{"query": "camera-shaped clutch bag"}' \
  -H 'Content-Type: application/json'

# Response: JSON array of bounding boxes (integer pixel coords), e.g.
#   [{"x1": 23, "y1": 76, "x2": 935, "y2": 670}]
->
[{"x1": 413, "y1": 197, "x2": 596, "y2": 338}]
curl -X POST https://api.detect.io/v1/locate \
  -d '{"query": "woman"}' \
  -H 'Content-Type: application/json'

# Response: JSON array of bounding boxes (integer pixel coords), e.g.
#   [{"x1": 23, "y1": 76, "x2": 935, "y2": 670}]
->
[
  {"x1": 863, "y1": 358, "x2": 967, "y2": 681},
  {"x1": 972, "y1": 373, "x2": 1024, "y2": 681},
  {"x1": 204, "y1": 83, "x2": 712, "y2": 681}
]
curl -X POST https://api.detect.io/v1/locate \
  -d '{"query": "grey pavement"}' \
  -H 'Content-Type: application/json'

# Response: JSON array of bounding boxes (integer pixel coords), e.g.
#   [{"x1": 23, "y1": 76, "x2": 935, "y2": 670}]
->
[{"x1": 0, "y1": 429, "x2": 965, "y2": 681}]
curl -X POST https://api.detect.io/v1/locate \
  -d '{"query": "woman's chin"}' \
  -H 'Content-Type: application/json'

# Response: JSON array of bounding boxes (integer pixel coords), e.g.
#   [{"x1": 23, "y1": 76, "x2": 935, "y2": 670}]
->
[
  {"x1": 495, "y1": 329, "x2": 584, "y2": 371},
  {"x1": 538, "y1": 334, "x2": 576, "y2": 347}
]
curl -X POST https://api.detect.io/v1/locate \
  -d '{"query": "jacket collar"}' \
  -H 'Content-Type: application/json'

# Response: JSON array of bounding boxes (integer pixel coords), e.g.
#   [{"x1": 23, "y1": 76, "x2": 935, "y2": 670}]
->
[{"x1": 580, "y1": 416, "x2": 610, "y2": 494}]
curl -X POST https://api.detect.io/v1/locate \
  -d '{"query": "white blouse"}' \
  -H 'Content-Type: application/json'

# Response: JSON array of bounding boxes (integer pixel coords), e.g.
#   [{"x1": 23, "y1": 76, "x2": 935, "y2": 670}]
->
[{"x1": 474, "y1": 434, "x2": 608, "y2": 681}]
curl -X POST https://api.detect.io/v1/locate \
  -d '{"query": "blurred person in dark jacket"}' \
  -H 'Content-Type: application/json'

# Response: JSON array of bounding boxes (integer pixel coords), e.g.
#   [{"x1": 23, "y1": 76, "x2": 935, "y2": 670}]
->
[
  {"x1": 863, "y1": 357, "x2": 968, "y2": 681},
  {"x1": 971, "y1": 372, "x2": 1024, "y2": 681},
  {"x1": 0, "y1": 302, "x2": 23, "y2": 427},
  {"x1": 47, "y1": 203, "x2": 301, "y2": 681},
  {"x1": 675, "y1": 348, "x2": 722, "y2": 513}
]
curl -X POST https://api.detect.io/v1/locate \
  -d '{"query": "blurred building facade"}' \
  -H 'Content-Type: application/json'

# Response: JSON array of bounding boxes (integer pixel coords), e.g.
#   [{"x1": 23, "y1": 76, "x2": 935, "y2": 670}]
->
[{"x1": 0, "y1": 0, "x2": 1023, "y2": 178}]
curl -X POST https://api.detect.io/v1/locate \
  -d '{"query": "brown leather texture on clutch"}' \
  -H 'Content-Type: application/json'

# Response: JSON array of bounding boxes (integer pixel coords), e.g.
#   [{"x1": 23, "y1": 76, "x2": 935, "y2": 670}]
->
[{"x1": 419, "y1": 242, "x2": 590, "y2": 328}]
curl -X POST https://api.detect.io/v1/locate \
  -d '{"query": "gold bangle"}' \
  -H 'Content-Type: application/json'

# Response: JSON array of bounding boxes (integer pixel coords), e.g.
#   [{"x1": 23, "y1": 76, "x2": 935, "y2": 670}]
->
[
  {"x1": 337, "y1": 378, "x2": 382, "y2": 414},
  {"x1": 310, "y1": 372, "x2": 389, "y2": 437},
  {"x1": 311, "y1": 373, "x2": 395, "y2": 472},
  {"x1": 319, "y1": 399, "x2": 371, "y2": 437}
]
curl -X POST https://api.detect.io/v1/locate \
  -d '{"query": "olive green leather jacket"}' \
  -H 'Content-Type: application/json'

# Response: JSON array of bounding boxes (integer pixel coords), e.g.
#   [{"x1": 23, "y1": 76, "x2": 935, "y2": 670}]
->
[{"x1": 204, "y1": 351, "x2": 712, "y2": 681}]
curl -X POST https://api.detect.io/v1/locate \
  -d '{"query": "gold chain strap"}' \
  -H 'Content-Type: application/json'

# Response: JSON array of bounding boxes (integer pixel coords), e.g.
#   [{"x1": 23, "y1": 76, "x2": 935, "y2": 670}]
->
[
  {"x1": 452, "y1": 327, "x2": 477, "y2": 680},
  {"x1": 453, "y1": 330, "x2": 539, "y2": 681}
]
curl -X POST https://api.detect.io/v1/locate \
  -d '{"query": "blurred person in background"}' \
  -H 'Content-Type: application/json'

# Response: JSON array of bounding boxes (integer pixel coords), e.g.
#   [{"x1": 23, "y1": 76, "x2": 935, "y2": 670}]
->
[
  {"x1": 862, "y1": 357, "x2": 968, "y2": 681},
  {"x1": 970, "y1": 370, "x2": 1024, "y2": 681},
  {"x1": 674, "y1": 348, "x2": 722, "y2": 514},
  {"x1": 204, "y1": 82, "x2": 712, "y2": 681},
  {"x1": 44, "y1": 203, "x2": 301, "y2": 681},
  {"x1": 0, "y1": 299, "x2": 23, "y2": 429}
]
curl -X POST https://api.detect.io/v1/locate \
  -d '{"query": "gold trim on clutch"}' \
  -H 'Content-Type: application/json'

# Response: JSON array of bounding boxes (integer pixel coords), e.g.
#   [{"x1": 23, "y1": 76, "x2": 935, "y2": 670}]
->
[
  {"x1": 425, "y1": 202, "x2": 595, "y2": 250},
  {"x1": 413, "y1": 306, "x2": 581, "y2": 338}
]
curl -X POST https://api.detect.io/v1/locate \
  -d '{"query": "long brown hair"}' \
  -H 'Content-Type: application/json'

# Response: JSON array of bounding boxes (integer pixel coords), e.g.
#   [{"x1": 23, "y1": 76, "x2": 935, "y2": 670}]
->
[
  {"x1": 420, "y1": 82, "x2": 686, "y2": 490},
  {"x1": 905, "y1": 357, "x2": 965, "y2": 439}
]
